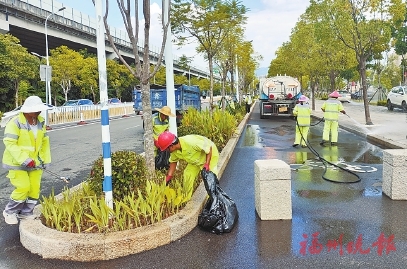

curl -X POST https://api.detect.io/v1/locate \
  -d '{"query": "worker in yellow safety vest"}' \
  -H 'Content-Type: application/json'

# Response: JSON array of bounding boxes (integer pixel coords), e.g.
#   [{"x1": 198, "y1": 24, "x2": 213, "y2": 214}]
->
[
  {"x1": 152, "y1": 106, "x2": 176, "y2": 141},
  {"x1": 2, "y1": 96, "x2": 52, "y2": 224},
  {"x1": 244, "y1": 94, "x2": 252, "y2": 113},
  {"x1": 320, "y1": 90, "x2": 346, "y2": 146},
  {"x1": 293, "y1": 95, "x2": 311, "y2": 148},
  {"x1": 156, "y1": 131, "x2": 219, "y2": 197}
]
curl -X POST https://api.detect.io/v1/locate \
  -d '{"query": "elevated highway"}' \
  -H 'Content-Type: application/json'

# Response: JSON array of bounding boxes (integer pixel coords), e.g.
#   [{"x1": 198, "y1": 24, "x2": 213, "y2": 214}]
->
[{"x1": 0, "y1": 0, "x2": 211, "y2": 79}]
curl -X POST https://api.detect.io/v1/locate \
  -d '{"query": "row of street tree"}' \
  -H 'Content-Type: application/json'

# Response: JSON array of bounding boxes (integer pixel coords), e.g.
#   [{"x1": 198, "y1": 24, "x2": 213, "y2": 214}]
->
[
  {"x1": 0, "y1": 0, "x2": 261, "y2": 176},
  {"x1": 99, "y1": 0, "x2": 260, "y2": 174},
  {"x1": 267, "y1": 0, "x2": 406, "y2": 125},
  {"x1": 0, "y1": 34, "x2": 231, "y2": 112}
]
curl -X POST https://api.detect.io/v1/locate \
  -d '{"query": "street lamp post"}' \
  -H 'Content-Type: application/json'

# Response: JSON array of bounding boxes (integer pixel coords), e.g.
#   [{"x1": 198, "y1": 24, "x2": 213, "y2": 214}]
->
[{"x1": 44, "y1": 6, "x2": 65, "y2": 128}]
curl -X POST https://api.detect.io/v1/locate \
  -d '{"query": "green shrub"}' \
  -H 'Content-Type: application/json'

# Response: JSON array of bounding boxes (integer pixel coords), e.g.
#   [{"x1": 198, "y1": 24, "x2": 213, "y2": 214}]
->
[
  {"x1": 178, "y1": 107, "x2": 238, "y2": 152},
  {"x1": 377, "y1": 100, "x2": 387, "y2": 107},
  {"x1": 87, "y1": 150, "x2": 149, "y2": 201}
]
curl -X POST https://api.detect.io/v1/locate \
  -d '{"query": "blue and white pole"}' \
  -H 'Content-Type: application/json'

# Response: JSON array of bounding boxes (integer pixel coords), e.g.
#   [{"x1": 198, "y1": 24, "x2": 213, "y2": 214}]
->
[{"x1": 95, "y1": 0, "x2": 113, "y2": 208}]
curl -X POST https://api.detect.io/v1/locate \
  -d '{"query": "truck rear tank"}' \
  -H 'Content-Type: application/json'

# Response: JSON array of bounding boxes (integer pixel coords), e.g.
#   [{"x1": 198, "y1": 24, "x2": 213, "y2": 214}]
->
[{"x1": 258, "y1": 75, "x2": 301, "y2": 119}]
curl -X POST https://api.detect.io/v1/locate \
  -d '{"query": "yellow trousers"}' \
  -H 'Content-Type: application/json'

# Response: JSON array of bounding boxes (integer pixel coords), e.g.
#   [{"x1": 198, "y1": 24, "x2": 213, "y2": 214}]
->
[
  {"x1": 322, "y1": 120, "x2": 339, "y2": 143},
  {"x1": 294, "y1": 126, "x2": 310, "y2": 146},
  {"x1": 8, "y1": 169, "x2": 43, "y2": 201},
  {"x1": 183, "y1": 155, "x2": 219, "y2": 197}
]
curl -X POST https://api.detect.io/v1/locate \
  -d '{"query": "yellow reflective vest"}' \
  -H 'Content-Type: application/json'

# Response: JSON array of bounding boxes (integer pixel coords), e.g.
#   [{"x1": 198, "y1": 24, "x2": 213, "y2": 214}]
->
[
  {"x1": 2, "y1": 113, "x2": 51, "y2": 170},
  {"x1": 245, "y1": 95, "x2": 252, "y2": 105},
  {"x1": 169, "y1": 135, "x2": 219, "y2": 166},
  {"x1": 293, "y1": 103, "x2": 311, "y2": 126},
  {"x1": 321, "y1": 99, "x2": 344, "y2": 121},
  {"x1": 152, "y1": 113, "x2": 169, "y2": 140}
]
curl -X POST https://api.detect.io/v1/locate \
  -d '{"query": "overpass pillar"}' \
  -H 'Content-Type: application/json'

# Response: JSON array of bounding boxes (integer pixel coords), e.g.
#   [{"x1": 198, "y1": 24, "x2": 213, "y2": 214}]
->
[{"x1": 0, "y1": 14, "x2": 10, "y2": 34}]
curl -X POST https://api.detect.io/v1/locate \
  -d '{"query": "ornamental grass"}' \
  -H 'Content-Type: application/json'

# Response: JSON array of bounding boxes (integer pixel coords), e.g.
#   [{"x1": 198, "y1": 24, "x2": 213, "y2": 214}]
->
[{"x1": 40, "y1": 104, "x2": 245, "y2": 233}]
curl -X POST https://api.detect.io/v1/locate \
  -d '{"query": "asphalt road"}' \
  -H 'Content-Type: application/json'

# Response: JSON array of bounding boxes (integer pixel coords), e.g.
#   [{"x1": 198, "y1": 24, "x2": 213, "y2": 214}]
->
[{"x1": 1, "y1": 103, "x2": 397, "y2": 269}]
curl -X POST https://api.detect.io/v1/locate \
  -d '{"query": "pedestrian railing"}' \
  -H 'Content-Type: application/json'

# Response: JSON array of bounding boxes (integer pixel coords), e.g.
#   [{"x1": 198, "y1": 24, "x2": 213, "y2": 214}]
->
[{"x1": 48, "y1": 103, "x2": 134, "y2": 125}]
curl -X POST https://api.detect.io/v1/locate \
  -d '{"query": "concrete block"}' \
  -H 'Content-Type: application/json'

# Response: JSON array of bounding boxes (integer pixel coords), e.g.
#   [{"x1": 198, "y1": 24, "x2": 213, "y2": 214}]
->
[
  {"x1": 382, "y1": 163, "x2": 407, "y2": 200},
  {"x1": 254, "y1": 159, "x2": 292, "y2": 220},
  {"x1": 383, "y1": 149, "x2": 407, "y2": 167},
  {"x1": 255, "y1": 180, "x2": 292, "y2": 220},
  {"x1": 254, "y1": 159, "x2": 291, "y2": 181}
]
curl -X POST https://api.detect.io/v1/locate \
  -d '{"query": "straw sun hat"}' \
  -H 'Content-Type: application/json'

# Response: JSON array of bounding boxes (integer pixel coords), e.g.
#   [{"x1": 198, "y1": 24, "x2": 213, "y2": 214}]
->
[
  {"x1": 20, "y1": 96, "x2": 51, "y2": 113},
  {"x1": 156, "y1": 106, "x2": 175, "y2": 117}
]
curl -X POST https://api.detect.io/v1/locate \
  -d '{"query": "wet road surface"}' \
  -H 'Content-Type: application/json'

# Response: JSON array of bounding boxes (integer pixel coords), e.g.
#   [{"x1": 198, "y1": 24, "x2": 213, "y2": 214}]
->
[{"x1": 2, "y1": 105, "x2": 407, "y2": 268}]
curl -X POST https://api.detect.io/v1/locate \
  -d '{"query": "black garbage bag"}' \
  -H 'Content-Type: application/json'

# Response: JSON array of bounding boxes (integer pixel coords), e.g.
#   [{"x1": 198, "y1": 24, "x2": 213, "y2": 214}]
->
[
  {"x1": 198, "y1": 169, "x2": 238, "y2": 234},
  {"x1": 155, "y1": 148, "x2": 170, "y2": 170}
]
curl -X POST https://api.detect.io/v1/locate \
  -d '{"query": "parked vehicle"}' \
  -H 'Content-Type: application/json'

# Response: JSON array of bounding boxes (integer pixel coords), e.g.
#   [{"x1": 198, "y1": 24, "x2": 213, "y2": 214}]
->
[
  {"x1": 62, "y1": 99, "x2": 94, "y2": 106},
  {"x1": 351, "y1": 91, "x2": 362, "y2": 100},
  {"x1": 258, "y1": 75, "x2": 300, "y2": 119},
  {"x1": 133, "y1": 84, "x2": 201, "y2": 125},
  {"x1": 96, "y1": 98, "x2": 122, "y2": 105},
  {"x1": 108, "y1": 98, "x2": 121, "y2": 104},
  {"x1": 337, "y1": 90, "x2": 351, "y2": 103},
  {"x1": 351, "y1": 89, "x2": 378, "y2": 100},
  {"x1": 387, "y1": 86, "x2": 407, "y2": 111},
  {"x1": 1, "y1": 104, "x2": 56, "y2": 128}
]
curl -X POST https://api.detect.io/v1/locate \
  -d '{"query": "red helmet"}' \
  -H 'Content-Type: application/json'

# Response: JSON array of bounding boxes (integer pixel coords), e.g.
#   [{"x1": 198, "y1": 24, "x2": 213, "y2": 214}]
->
[{"x1": 157, "y1": 131, "x2": 176, "y2": 151}]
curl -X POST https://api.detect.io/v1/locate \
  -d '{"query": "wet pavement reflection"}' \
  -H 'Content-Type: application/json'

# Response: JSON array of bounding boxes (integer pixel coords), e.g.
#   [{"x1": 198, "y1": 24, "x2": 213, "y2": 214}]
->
[
  {"x1": 226, "y1": 110, "x2": 407, "y2": 265},
  {"x1": 2, "y1": 105, "x2": 406, "y2": 269}
]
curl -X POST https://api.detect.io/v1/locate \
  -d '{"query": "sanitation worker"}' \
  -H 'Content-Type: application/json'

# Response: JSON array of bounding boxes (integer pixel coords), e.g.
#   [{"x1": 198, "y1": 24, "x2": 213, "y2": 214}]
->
[
  {"x1": 152, "y1": 106, "x2": 175, "y2": 170},
  {"x1": 2, "y1": 96, "x2": 51, "y2": 224},
  {"x1": 320, "y1": 90, "x2": 346, "y2": 146},
  {"x1": 152, "y1": 106, "x2": 176, "y2": 142},
  {"x1": 293, "y1": 95, "x2": 311, "y2": 148},
  {"x1": 156, "y1": 131, "x2": 219, "y2": 196},
  {"x1": 244, "y1": 94, "x2": 252, "y2": 113}
]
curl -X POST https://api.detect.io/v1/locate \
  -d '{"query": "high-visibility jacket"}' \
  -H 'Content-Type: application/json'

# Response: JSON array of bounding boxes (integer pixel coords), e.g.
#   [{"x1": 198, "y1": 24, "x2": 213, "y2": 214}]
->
[
  {"x1": 152, "y1": 113, "x2": 169, "y2": 140},
  {"x1": 2, "y1": 113, "x2": 51, "y2": 170},
  {"x1": 169, "y1": 135, "x2": 219, "y2": 167},
  {"x1": 293, "y1": 103, "x2": 311, "y2": 126},
  {"x1": 321, "y1": 98, "x2": 344, "y2": 121},
  {"x1": 245, "y1": 95, "x2": 252, "y2": 105}
]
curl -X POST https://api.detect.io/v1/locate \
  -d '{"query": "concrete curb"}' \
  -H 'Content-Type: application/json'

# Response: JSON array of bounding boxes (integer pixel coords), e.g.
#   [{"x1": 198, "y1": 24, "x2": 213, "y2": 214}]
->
[
  {"x1": 311, "y1": 114, "x2": 406, "y2": 150},
  {"x1": 19, "y1": 108, "x2": 251, "y2": 261}
]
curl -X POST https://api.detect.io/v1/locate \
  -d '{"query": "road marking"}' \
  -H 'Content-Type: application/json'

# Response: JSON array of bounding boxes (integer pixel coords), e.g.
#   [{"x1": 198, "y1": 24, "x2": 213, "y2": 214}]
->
[{"x1": 291, "y1": 160, "x2": 378, "y2": 173}]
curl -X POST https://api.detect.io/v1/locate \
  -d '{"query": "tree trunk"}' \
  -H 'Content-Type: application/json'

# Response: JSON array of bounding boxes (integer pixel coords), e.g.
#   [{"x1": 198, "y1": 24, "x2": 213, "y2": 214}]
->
[
  {"x1": 230, "y1": 61, "x2": 235, "y2": 101},
  {"x1": 208, "y1": 56, "x2": 214, "y2": 111},
  {"x1": 329, "y1": 70, "x2": 336, "y2": 91},
  {"x1": 141, "y1": 80, "x2": 156, "y2": 176},
  {"x1": 14, "y1": 80, "x2": 19, "y2": 107},
  {"x1": 359, "y1": 57, "x2": 373, "y2": 125}
]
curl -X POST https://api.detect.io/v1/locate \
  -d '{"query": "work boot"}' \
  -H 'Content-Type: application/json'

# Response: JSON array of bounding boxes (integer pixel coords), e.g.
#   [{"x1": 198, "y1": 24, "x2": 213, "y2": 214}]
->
[
  {"x1": 3, "y1": 210, "x2": 18, "y2": 225},
  {"x1": 331, "y1": 142, "x2": 337, "y2": 146},
  {"x1": 320, "y1": 140, "x2": 327, "y2": 145},
  {"x1": 292, "y1": 144, "x2": 299, "y2": 147},
  {"x1": 301, "y1": 145, "x2": 307, "y2": 148}
]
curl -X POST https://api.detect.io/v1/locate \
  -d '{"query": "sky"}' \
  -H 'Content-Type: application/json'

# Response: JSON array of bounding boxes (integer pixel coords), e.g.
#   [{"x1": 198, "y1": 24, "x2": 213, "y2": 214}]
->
[{"x1": 59, "y1": 0, "x2": 310, "y2": 75}]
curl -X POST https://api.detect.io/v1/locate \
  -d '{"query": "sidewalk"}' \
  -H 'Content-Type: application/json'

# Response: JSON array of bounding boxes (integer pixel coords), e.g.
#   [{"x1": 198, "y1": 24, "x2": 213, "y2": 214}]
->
[{"x1": 311, "y1": 99, "x2": 407, "y2": 149}]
